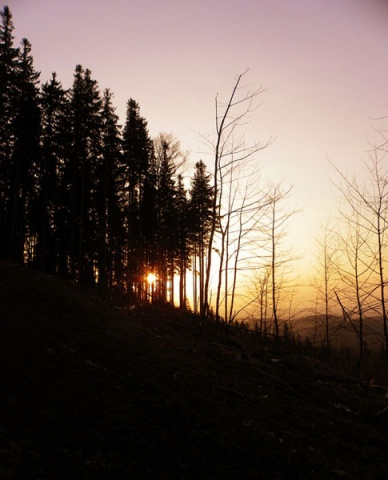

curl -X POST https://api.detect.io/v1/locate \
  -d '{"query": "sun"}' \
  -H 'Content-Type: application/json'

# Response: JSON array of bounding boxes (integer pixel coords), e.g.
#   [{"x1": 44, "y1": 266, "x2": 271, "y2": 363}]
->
[{"x1": 147, "y1": 273, "x2": 156, "y2": 284}]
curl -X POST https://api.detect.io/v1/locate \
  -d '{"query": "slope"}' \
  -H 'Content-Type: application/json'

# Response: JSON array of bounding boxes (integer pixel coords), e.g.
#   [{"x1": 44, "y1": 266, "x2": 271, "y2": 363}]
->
[{"x1": 1, "y1": 262, "x2": 388, "y2": 479}]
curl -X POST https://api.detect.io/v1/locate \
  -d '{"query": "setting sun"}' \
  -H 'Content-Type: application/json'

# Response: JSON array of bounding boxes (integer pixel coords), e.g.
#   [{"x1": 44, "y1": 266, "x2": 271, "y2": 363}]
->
[
  {"x1": 3, "y1": 1, "x2": 388, "y2": 349},
  {"x1": 3, "y1": 2, "x2": 388, "y2": 476}
]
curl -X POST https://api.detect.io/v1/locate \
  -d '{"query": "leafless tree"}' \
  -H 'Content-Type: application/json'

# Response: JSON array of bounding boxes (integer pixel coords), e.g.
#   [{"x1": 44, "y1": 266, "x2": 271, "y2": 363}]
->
[
  {"x1": 312, "y1": 222, "x2": 339, "y2": 352},
  {"x1": 331, "y1": 151, "x2": 388, "y2": 357},
  {"x1": 212, "y1": 154, "x2": 270, "y2": 324},
  {"x1": 334, "y1": 208, "x2": 375, "y2": 366},
  {"x1": 266, "y1": 184, "x2": 298, "y2": 337},
  {"x1": 252, "y1": 265, "x2": 271, "y2": 335},
  {"x1": 200, "y1": 70, "x2": 270, "y2": 320},
  {"x1": 153, "y1": 132, "x2": 189, "y2": 175}
]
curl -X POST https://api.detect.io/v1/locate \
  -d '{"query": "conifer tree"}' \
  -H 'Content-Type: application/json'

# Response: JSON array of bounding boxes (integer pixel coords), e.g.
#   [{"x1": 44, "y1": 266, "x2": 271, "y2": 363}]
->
[
  {"x1": 189, "y1": 160, "x2": 213, "y2": 314},
  {"x1": 9, "y1": 37, "x2": 41, "y2": 264},
  {"x1": 0, "y1": 8, "x2": 41, "y2": 263},
  {"x1": 140, "y1": 151, "x2": 158, "y2": 297},
  {"x1": 0, "y1": 5, "x2": 19, "y2": 259},
  {"x1": 67, "y1": 65, "x2": 103, "y2": 284},
  {"x1": 122, "y1": 99, "x2": 153, "y2": 299},
  {"x1": 175, "y1": 174, "x2": 190, "y2": 308},
  {"x1": 96, "y1": 88, "x2": 125, "y2": 289},
  {"x1": 35, "y1": 72, "x2": 70, "y2": 274},
  {"x1": 153, "y1": 133, "x2": 181, "y2": 302}
]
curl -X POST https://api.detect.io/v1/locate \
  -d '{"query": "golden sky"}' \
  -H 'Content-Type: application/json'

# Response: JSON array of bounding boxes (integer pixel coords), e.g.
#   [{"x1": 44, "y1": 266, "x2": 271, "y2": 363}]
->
[{"x1": 7, "y1": 0, "x2": 388, "y2": 280}]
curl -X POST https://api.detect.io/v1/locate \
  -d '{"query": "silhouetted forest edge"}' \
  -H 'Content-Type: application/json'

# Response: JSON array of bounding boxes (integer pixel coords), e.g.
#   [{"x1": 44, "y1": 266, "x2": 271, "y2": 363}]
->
[
  {"x1": 0, "y1": 5, "x2": 214, "y2": 314},
  {"x1": 4, "y1": 5, "x2": 388, "y2": 367},
  {"x1": 1, "y1": 261, "x2": 388, "y2": 479}
]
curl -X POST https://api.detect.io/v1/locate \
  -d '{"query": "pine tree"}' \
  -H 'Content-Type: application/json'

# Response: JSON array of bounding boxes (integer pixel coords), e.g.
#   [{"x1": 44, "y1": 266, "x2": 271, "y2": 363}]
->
[
  {"x1": 140, "y1": 150, "x2": 158, "y2": 298},
  {"x1": 175, "y1": 174, "x2": 190, "y2": 309},
  {"x1": 36, "y1": 72, "x2": 70, "y2": 274},
  {"x1": 96, "y1": 88, "x2": 125, "y2": 289},
  {"x1": 122, "y1": 99, "x2": 153, "y2": 300},
  {"x1": 67, "y1": 65, "x2": 103, "y2": 284},
  {"x1": 153, "y1": 134, "x2": 180, "y2": 303},
  {"x1": 189, "y1": 160, "x2": 213, "y2": 314},
  {"x1": 9, "y1": 37, "x2": 41, "y2": 264},
  {"x1": 0, "y1": 6, "x2": 20, "y2": 259}
]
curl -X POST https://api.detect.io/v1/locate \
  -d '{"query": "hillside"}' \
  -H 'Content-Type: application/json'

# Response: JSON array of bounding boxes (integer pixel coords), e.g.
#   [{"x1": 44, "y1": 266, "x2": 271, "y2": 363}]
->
[{"x1": 1, "y1": 262, "x2": 388, "y2": 479}]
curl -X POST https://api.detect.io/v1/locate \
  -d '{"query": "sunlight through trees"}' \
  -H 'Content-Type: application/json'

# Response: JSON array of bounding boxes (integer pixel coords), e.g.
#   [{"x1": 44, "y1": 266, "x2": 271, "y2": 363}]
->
[{"x1": 2, "y1": 5, "x2": 388, "y2": 362}]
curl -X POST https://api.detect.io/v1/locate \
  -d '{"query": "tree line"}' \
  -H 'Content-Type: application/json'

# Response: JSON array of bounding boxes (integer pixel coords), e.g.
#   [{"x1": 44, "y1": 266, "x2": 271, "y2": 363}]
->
[
  {"x1": 4, "y1": 5, "x2": 387, "y2": 368},
  {"x1": 0, "y1": 6, "x2": 308, "y2": 336},
  {"x1": 313, "y1": 153, "x2": 388, "y2": 365},
  {"x1": 0, "y1": 6, "x2": 214, "y2": 308}
]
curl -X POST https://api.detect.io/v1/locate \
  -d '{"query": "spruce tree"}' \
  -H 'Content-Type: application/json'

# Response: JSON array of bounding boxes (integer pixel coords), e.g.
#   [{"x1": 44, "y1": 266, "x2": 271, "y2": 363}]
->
[
  {"x1": 122, "y1": 99, "x2": 153, "y2": 300},
  {"x1": 153, "y1": 134, "x2": 181, "y2": 303},
  {"x1": 189, "y1": 160, "x2": 213, "y2": 314},
  {"x1": 67, "y1": 65, "x2": 103, "y2": 284},
  {"x1": 140, "y1": 150, "x2": 158, "y2": 298},
  {"x1": 0, "y1": 6, "x2": 19, "y2": 259},
  {"x1": 96, "y1": 88, "x2": 125, "y2": 289},
  {"x1": 9, "y1": 37, "x2": 41, "y2": 264},
  {"x1": 175, "y1": 174, "x2": 190, "y2": 308},
  {"x1": 36, "y1": 72, "x2": 70, "y2": 274}
]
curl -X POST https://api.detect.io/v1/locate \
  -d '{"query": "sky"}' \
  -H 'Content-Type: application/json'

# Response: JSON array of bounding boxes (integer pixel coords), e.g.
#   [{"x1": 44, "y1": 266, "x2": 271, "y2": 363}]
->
[{"x1": 6, "y1": 0, "x2": 388, "y2": 282}]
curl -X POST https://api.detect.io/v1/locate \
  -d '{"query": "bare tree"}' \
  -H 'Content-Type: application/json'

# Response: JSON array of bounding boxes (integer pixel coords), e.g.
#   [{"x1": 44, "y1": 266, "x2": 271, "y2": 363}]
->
[
  {"x1": 263, "y1": 183, "x2": 297, "y2": 337},
  {"x1": 312, "y1": 222, "x2": 339, "y2": 352},
  {"x1": 201, "y1": 70, "x2": 270, "y2": 320},
  {"x1": 331, "y1": 151, "x2": 388, "y2": 357},
  {"x1": 214, "y1": 173, "x2": 270, "y2": 324},
  {"x1": 334, "y1": 209, "x2": 375, "y2": 366},
  {"x1": 236, "y1": 181, "x2": 298, "y2": 336},
  {"x1": 252, "y1": 265, "x2": 271, "y2": 335}
]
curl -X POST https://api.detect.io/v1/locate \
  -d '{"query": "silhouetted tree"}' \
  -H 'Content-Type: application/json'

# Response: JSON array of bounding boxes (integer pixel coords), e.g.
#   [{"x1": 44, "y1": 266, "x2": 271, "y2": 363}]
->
[
  {"x1": 140, "y1": 153, "x2": 158, "y2": 296},
  {"x1": 313, "y1": 222, "x2": 339, "y2": 352},
  {"x1": 332, "y1": 153, "x2": 388, "y2": 358},
  {"x1": 153, "y1": 133, "x2": 179, "y2": 302},
  {"x1": 122, "y1": 98, "x2": 153, "y2": 299},
  {"x1": 203, "y1": 71, "x2": 267, "y2": 319},
  {"x1": 9, "y1": 37, "x2": 41, "y2": 264},
  {"x1": 253, "y1": 266, "x2": 271, "y2": 335},
  {"x1": 67, "y1": 65, "x2": 103, "y2": 284},
  {"x1": 189, "y1": 160, "x2": 213, "y2": 313},
  {"x1": 0, "y1": 5, "x2": 19, "y2": 259},
  {"x1": 35, "y1": 72, "x2": 70, "y2": 274},
  {"x1": 96, "y1": 88, "x2": 125, "y2": 289},
  {"x1": 175, "y1": 174, "x2": 190, "y2": 309},
  {"x1": 260, "y1": 183, "x2": 297, "y2": 338}
]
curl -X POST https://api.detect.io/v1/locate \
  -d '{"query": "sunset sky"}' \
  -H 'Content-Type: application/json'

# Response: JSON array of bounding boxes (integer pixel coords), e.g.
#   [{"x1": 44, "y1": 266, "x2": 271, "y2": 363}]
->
[{"x1": 6, "y1": 0, "x2": 388, "y2": 279}]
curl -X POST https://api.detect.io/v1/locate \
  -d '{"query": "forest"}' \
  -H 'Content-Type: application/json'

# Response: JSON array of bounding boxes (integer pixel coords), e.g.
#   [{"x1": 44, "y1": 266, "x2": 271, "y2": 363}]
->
[
  {"x1": 0, "y1": 6, "x2": 216, "y2": 310},
  {"x1": 3, "y1": 5, "x2": 388, "y2": 368},
  {"x1": 0, "y1": 6, "x2": 283, "y2": 325}
]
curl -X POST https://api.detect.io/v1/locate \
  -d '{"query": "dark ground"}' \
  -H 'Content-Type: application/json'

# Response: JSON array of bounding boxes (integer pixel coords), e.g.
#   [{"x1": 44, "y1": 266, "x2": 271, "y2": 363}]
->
[{"x1": 1, "y1": 262, "x2": 388, "y2": 479}]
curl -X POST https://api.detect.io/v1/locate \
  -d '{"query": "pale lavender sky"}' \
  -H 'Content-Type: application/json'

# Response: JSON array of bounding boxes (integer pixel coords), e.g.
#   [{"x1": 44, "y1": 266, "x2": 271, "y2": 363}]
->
[{"x1": 6, "y1": 0, "x2": 388, "y2": 274}]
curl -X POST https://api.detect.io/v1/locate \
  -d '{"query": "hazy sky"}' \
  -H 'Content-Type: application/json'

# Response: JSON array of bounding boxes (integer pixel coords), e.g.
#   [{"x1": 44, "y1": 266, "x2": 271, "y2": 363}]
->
[{"x1": 6, "y1": 0, "x2": 388, "y2": 276}]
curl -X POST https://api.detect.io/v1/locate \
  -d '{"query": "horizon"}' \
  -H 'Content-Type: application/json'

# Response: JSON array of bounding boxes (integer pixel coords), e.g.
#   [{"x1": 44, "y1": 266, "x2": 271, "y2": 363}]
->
[{"x1": 2, "y1": 2, "x2": 388, "y2": 341}]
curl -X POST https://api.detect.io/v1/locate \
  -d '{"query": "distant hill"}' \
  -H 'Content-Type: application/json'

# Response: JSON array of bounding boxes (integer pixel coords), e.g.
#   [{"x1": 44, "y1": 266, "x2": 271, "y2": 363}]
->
[
  {"x1": 294, "y1": 313, "x2": 386, "y2": 352},
  {"x1": 1, "y1": 261, "x2": 388, "y2": 479}
]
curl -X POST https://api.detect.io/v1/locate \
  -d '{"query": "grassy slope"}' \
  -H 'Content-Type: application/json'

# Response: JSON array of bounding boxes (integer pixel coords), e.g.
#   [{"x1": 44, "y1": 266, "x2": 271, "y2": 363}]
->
[{"x1": 1, "y1": 261, "x2": 388, "y2": 479}]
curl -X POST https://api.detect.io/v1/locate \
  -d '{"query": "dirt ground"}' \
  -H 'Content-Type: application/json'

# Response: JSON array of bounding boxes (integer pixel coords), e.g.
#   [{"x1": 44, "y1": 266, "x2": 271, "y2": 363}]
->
[{"x1": 1, "y1": 261, "x2": 388, "y2": 479}]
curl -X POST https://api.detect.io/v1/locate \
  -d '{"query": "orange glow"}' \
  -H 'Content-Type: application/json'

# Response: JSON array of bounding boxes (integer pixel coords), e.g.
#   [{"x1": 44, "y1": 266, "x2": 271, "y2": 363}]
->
[{"x1": 147, "y1": 273, "x2": 156, "y2": 284}]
